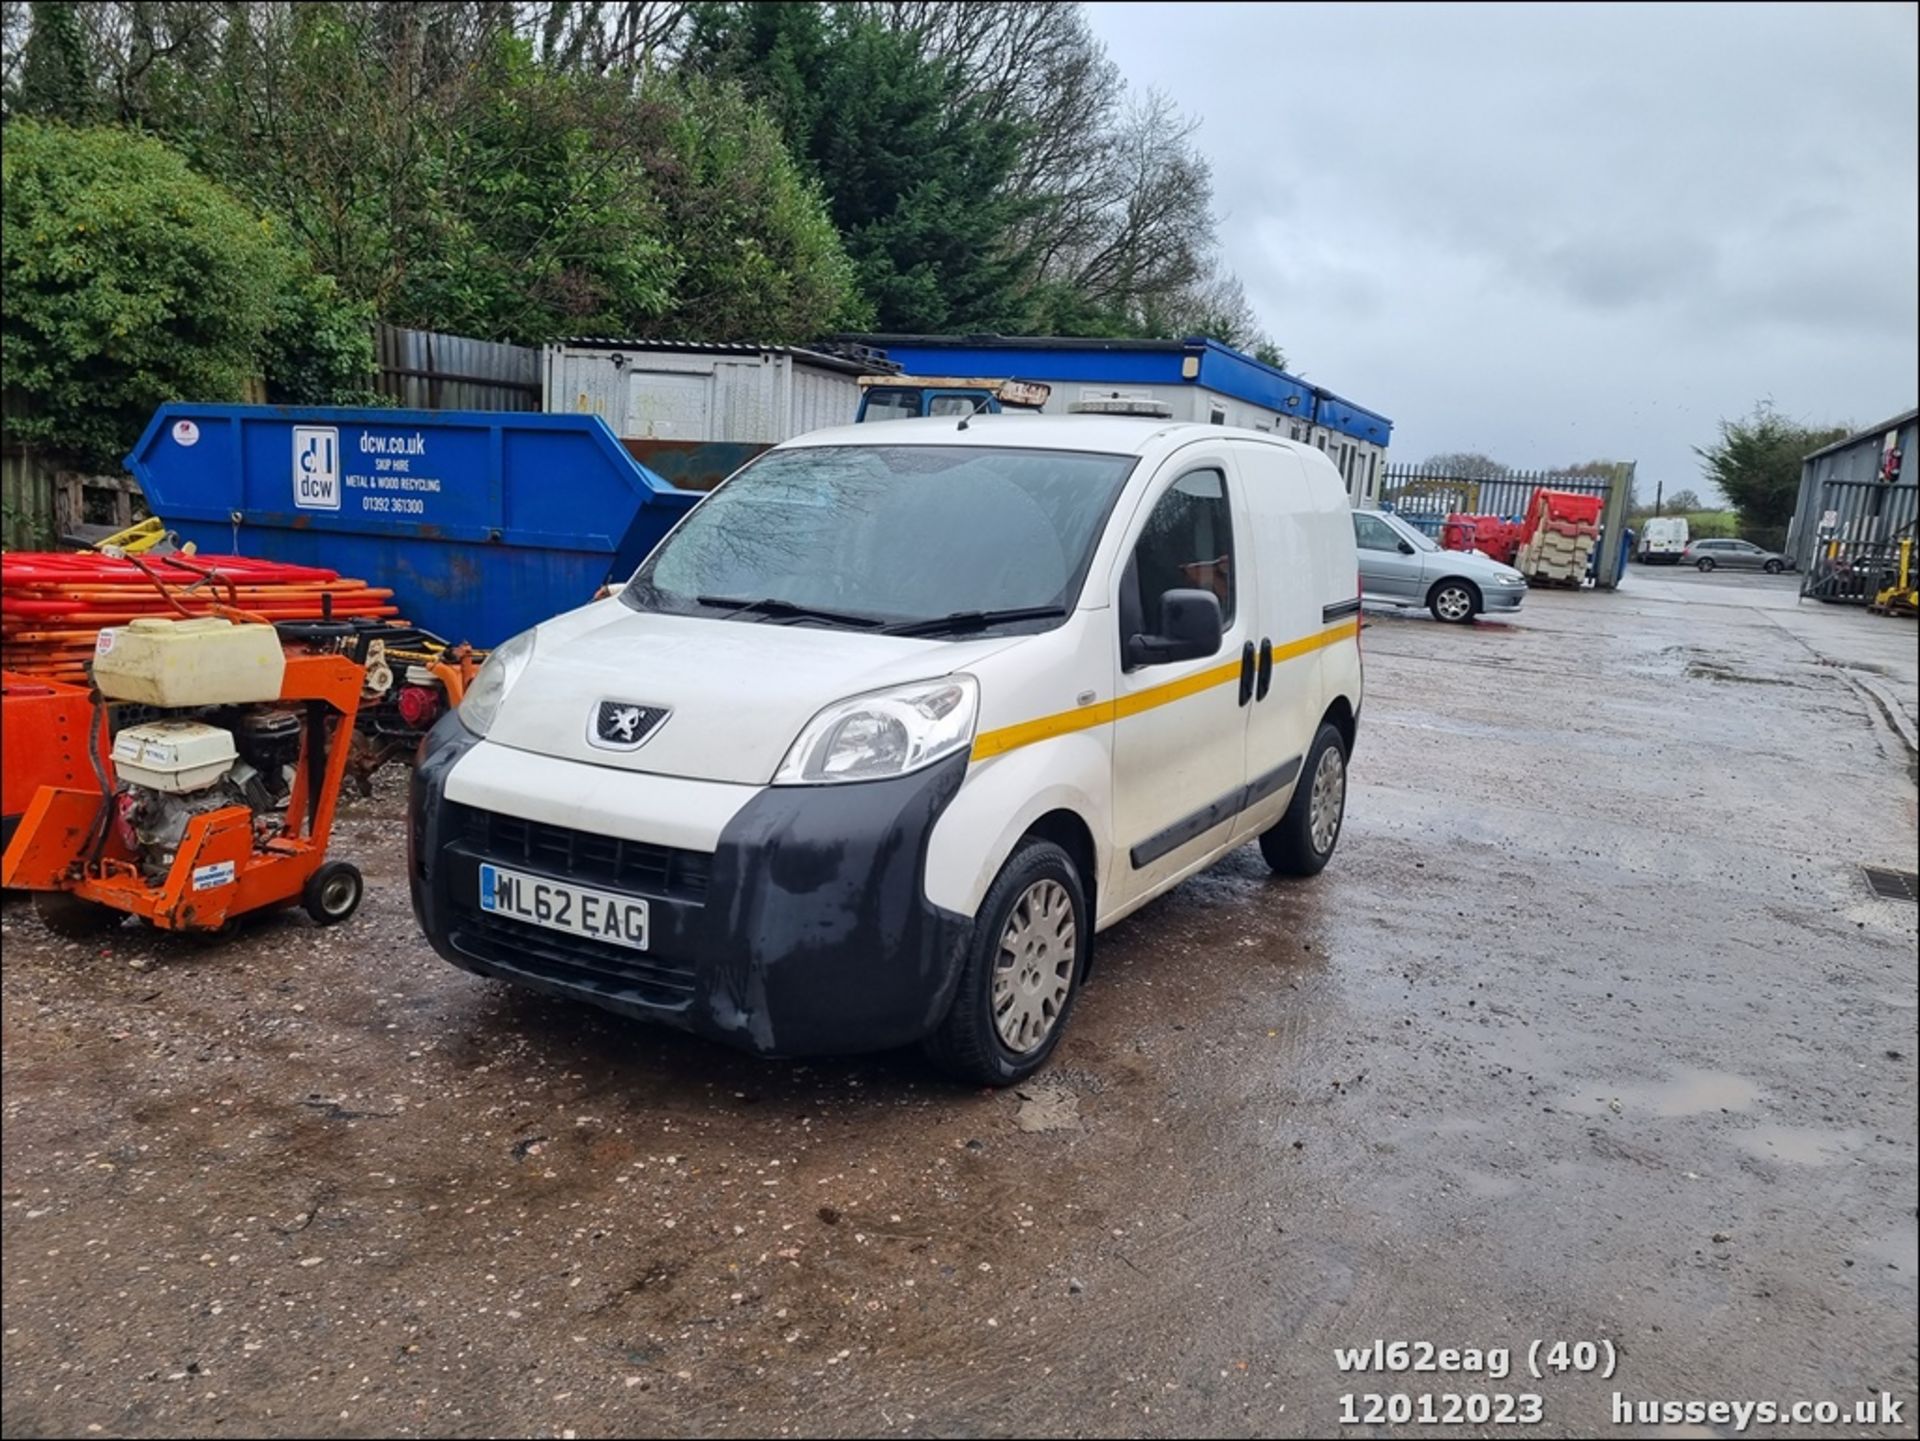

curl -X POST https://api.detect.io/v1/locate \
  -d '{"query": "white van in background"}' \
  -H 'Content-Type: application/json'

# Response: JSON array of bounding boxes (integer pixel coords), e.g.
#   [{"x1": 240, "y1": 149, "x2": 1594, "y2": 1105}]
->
[
  {"x1": 1639, "y1": 515, "x2": 1689, "y2": 564},
  {"x1": 409, "y1": 415, "x2": 1363, "y2": 1085}
]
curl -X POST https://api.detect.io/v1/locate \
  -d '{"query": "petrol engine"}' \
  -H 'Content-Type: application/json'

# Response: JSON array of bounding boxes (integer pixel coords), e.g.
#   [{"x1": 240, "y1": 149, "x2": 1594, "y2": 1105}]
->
[{"x1": 109, "y1": 709, "x2": 301, "y2": 882}]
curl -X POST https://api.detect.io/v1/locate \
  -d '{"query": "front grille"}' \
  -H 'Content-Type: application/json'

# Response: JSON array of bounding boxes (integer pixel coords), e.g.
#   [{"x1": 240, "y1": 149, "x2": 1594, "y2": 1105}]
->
[
  {"x1": 451, "y1": 803, "x2": 711, "y2": 903},
  {"x1": 451, "y1": 904, "x2": 697, "y2": 1009}
]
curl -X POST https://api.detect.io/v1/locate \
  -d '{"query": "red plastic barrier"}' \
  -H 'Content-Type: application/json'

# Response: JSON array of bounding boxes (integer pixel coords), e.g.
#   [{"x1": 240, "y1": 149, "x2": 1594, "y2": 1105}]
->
[
  {"x1": 1444, "y1": 513, "x2": 1524, "y2": 566},
  {"x1": 1523, "y1": 489, "x2": 1603, "y2": 536}
]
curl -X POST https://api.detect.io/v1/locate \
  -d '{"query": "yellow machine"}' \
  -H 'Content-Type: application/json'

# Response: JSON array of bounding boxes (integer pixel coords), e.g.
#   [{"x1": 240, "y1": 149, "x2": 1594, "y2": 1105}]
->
[
  {"x1": 87, "y1": 517, "x2": 173, "y2": 554},
  {"x1": 1870, "y1": 530, "x2": 1917, "y2": 617}
]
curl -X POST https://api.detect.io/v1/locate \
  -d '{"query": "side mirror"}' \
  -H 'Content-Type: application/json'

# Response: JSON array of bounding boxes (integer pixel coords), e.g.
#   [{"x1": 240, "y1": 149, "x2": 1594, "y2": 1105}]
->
[
  {"x1": 1397, "y1": 539, "x2": 1416, "y2": 555},
  {"x1": 1126, "y1": 588, "x2": 1223, "y2": 668}
]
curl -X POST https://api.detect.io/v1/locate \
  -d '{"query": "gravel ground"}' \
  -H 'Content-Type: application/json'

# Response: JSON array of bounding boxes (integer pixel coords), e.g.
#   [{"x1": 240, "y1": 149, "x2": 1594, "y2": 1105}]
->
[{"x1": 3, "y1": 578, "x2": 1916, "y2": 1438}]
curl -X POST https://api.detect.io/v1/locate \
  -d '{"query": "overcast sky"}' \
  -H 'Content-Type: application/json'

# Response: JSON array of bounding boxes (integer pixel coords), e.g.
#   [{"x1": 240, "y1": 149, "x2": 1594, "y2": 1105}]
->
[{"x1": 1087, "y1": 1, "x2": 1919, "y2": 498}]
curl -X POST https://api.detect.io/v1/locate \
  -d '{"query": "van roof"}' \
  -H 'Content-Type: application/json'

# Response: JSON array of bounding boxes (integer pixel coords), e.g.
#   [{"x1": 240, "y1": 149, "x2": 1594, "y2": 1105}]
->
[{"x1": 784, "y1": 413, "x2": 1315, "y2": 458}]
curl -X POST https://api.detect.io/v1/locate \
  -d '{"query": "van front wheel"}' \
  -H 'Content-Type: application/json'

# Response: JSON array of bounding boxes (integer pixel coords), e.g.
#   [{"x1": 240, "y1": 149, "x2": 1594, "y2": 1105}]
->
[
  {"x1": 1259, "y1": 723, "x2": 1349, "y2": 878},
  {"x1": 924, "y1": 838, "x2": 1088, "y2": 1087}
]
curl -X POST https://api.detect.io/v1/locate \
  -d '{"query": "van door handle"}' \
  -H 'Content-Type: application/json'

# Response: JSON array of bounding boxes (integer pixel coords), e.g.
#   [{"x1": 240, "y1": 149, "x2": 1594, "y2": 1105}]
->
[
  {"x1": 1256, "y1": 638, "x2": 1273, "y2": 700},
  {"x1": 1239, "y1": 641, "x2": 1256, "y2": 706}
]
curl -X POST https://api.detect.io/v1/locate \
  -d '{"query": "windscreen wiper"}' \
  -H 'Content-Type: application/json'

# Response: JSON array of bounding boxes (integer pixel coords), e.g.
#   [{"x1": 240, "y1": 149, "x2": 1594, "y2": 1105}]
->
[
  {"x1": 694, "y1": 595, "x2": 885, "y2": 629},
  {"x1": 880, "y1": 605, "x2": 1068, "y2": 638}
]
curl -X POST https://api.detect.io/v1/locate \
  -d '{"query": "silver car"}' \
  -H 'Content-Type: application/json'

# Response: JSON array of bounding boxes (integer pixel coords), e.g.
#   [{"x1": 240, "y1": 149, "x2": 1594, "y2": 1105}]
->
[
  {"x1": 1680, "y1": 537, "x2": 1792, "y2": 573},
  {"x1": 1353, "y1": 510, "x2": 1530, "y2": 623}
]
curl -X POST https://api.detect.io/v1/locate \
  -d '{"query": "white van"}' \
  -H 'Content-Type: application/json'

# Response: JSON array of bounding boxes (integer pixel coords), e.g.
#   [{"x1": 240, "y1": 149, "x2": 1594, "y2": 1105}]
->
[
  {"x1": 1639, "y1": 515, "x2": 1689, "y2": 564},
  {"x1": 409, "y1": 416, "x2": 1363, "y2": 1084}
]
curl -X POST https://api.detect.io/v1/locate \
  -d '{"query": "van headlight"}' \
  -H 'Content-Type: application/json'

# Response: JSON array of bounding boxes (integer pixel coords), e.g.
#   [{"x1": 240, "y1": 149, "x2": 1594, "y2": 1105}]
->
[
  {"x1": 458, "y1": 629, "x2": 536, "y2": 737},
  {"x1": 775, "y1": 676, "x2": 978, "y2": 785}
]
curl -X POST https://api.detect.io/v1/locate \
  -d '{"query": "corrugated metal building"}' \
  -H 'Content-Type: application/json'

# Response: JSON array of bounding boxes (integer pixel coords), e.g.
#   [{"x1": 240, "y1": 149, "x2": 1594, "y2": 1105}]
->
[
  {"x1": 846, "y1": 334, "x2": 1395, "y2": 508},
  {"x1": 376, "y1": 323, "x2": 542, "y2": 411},
  {"x1": 545, "y1": 338, "x2": 870, "y2": 440},
  {"x1": 543, "y1": 339, "x2": 872, "y2": 488},
  {"x1": 1787, "y1": 408, "x2": 1918, "y2": 589}
]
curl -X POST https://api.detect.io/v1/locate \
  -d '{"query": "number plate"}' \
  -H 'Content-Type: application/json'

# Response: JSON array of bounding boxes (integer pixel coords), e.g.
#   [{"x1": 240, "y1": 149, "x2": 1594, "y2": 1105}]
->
[{"x1": 478, "y1": 864, "x2": 649, "y2": 951}]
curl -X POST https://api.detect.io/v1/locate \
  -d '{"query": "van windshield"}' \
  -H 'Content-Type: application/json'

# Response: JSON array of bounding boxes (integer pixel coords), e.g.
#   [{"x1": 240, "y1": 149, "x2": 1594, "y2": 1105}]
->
[{"x1": 623, "y1": 444, "x2": 1136, "y2": 631}]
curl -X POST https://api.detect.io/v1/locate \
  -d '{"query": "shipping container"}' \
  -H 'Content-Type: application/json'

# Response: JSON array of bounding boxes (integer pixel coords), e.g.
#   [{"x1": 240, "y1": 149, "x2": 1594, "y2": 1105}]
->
[{"x1": 542, "y1": 339, "x2": 871, "y2": 490}]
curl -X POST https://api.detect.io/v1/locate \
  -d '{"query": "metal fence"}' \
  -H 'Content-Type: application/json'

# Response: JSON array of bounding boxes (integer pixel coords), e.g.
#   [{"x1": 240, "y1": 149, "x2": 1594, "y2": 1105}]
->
[
  {"x1": 375, "y1": 323, "x2": 540, "y2": 411},
  {"x1": 1798, "y1": 477, "x2": 1919, "y2": 605},
  {"x1": 1377, "y1": 462, "x2": 1635, "y2": 589},
  {"x1": 1379, "y1": 464, "x2": 1614, "y2": 519}
]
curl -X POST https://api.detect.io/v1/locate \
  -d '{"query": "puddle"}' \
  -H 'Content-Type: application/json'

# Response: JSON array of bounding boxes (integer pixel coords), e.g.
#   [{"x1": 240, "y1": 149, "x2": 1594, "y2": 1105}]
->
[
  {"x1": 1455, "y1": 1169, "x2": 1524, "y2": 1199},
  {"x1": 1564, "y1": 1068, "x2": 1762, "y2": 1118},
  {"x1": 1684, "y1": 660, "x2": 1795, "y2": 686},
  {"x1": 1389, "y1": 1116, "x2": 1488, "y2": 1141},
  {"x1": 1860, "y1": 1224, "x2": 1918, "y2": 1279},
  {"x1": 1734, "y1": 1124, "x2": 1867, "y2": 1166},
  {"x1": 1666, "y1": 644, "x2": 1800, "y2": 688}
]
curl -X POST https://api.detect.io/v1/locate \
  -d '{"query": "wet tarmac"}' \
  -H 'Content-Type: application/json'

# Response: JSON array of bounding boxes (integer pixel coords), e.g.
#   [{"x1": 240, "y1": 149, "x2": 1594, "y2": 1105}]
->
[{"x1": 4, "y1": 580, "x2": 1916, "y2": 1438}]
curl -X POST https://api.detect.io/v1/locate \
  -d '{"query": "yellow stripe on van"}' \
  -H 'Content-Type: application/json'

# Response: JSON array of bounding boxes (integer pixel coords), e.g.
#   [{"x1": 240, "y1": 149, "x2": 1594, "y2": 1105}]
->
[{"x1": 969, "y1": 619, "x2": 1359, "y2": 762}]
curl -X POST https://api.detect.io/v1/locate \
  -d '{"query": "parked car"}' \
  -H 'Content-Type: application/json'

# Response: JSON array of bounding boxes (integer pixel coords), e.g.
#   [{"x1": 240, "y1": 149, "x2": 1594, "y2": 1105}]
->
[
  {"x1": 1682, "y1": 538, "x2": 1792, "y2": 573},
  {"x1": 1353, "y1": 509, "x2": 1530, "y2": 623},
  {"x1": 410, "y1": 416, "x2": 1365, "y2": 1085},
  {"x1": 1638, "y1": 515, "x2": 1689, "y2": 563}
]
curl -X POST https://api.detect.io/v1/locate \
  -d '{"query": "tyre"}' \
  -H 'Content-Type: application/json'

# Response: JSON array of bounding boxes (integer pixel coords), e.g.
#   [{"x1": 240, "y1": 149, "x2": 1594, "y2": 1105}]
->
[
  {"x1": 1763, "y1": 559, "x2": 1783, "y2": 574},
  {"x1": 1428, "y1": 579, "x2": 1479, "y2": 624},
  {"x1": 34, "y1": 891, "x2": 123, "y2": 938},
  {"x1": 924, "y1": 838, "x2": 1087, "y2": 1087},
  {"x1": 303, "y1": 860, "x2": 364, "y2": 926},
  {"x1": 1259, "y1": 722, "x2": 1349, "y2": 878},
  {"x1": 1696, "y1": 557, "x2": 1715, "y2": 572}
]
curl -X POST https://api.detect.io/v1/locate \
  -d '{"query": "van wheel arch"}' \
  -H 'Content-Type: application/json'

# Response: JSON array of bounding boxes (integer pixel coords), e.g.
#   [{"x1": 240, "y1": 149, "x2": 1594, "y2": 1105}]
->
[
  {"x1": 1017, "y1": 808, "x2": 1099, "y2": 974},
  {"x1": 1320, "y1": 695, "x2": 1357, "y2": 759}
]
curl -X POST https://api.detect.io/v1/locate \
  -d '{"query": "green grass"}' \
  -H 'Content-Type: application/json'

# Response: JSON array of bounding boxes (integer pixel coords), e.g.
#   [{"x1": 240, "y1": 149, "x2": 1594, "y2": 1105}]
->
[
  {"x1": 1680, "y1": 509, "x2": 1739, "y2": 538},
  {"x1": 1634, "y1": 508, "x2": 1739, "y2": 538}
]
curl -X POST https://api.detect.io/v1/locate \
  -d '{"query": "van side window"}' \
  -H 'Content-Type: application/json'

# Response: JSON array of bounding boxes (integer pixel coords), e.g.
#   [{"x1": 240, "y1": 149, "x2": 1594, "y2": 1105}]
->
[
  {"x1": 1353, "y1": 512, "x2": 1402, "y2": 551},
  {"x1": 1132, "y1": 469, "x2": 1236, "y2": 631}
]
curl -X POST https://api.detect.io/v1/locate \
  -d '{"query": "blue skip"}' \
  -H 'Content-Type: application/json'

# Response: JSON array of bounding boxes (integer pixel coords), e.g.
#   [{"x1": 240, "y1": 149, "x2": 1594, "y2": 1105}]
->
[{"x1": 127, "y1": 405, "x2": 699, "y2": 648}]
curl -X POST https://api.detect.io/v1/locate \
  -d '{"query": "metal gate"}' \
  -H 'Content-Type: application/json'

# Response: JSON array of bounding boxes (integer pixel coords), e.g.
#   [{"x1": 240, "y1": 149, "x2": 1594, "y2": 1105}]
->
[
  {"x1": 1798, "y1": 477, "x2": 1920, "y2": 605},
  {"x1": 1377, "y1": 463, "x2": 1635, "y2": 589}
]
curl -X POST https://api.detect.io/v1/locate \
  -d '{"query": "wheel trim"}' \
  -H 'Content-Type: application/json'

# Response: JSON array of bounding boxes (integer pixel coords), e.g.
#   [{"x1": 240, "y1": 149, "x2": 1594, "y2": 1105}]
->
[
  {"x1": 1308, "y1": 746, "x2": 1346, "y2": 855},
  {"x1": 990, "y1": 878, "x2": 1076, "y2": 1054},
  {"x1": 1436, "y1": 586, "x2": 1473, "y2": 621}
]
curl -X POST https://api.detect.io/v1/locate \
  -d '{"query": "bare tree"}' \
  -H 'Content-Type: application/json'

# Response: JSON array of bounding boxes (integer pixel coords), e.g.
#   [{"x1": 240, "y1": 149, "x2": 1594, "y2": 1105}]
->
[
  {"x1": 518, "y1": 0, "x2": 690, "y2": 76},
  {"x1": 1421, "y1": 452, "x2": 1511, "y2": 479}
]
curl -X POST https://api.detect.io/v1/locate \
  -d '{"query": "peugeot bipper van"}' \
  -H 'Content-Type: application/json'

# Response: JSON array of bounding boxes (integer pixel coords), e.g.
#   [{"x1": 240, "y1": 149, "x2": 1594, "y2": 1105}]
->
[{"x1": 410, "y1": 415, "x2": 1363, "y2": 1085}]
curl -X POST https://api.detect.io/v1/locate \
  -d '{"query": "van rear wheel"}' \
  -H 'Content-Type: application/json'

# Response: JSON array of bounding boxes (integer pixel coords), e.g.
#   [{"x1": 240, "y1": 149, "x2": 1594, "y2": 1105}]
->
[
  {"x1": 1259, "y1": 723, "x2": 1349, "y2": 878},
  {"x1": 924, "y1": 838, "x2": 1087, "y2": 1087}
]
